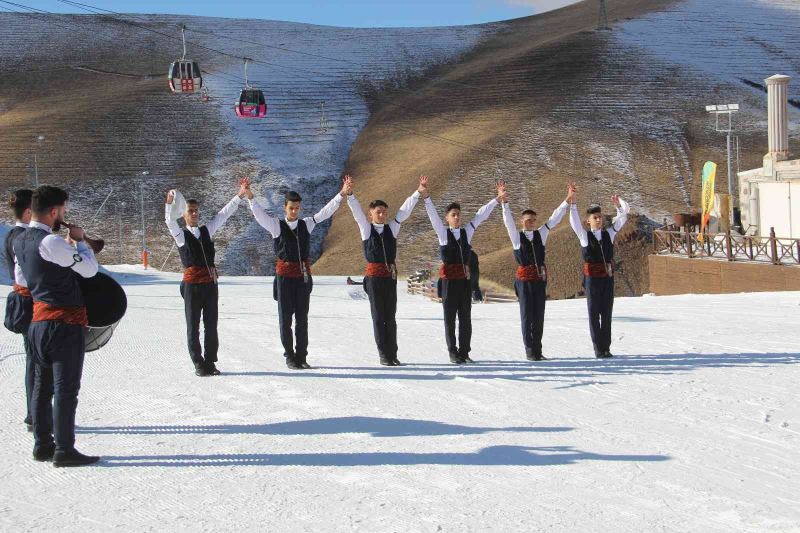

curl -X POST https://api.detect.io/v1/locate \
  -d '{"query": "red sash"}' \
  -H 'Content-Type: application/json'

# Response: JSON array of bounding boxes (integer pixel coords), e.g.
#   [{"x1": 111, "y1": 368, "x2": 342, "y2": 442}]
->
[
  {"x1": 516, "y1": 265, "x2": 546, "y2": 282},
  {"x1": 32, "y1": 301, "x2": 88, "y2": 326},
  {"x1": 583, "y1": 262, "x2": 612, "y2": 278},
  {"x1": 276, "y1": 259, "x2": 311, "y2": 278},
  {"x1": 366, "y1": 262, "x2": 394, "y2": 278},
  {"x1": 183, "y1": 266, "x2": 216, "y2": 284},
  {"x1": 439, "y1": 263, "x2": 468, "y2": 280},
  {"x1": 12, "y1": 284, "x2": 32, "y2": 298}
]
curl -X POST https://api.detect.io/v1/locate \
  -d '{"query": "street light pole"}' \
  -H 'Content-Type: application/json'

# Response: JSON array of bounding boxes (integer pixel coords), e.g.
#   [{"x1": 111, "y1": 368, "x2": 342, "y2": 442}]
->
[
  {"x1": 705, "y1": 104, "x2": 741, "y2": 230},
  {"x1": 140, "y1": 171, "x2": 150, "y2": 268}
]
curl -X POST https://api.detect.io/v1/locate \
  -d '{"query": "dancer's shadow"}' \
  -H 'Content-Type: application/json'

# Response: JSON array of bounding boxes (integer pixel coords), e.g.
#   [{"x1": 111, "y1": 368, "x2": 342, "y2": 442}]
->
[
  {"x1": 97, "y1": 445, "x2": 670, "y2": 468},
  {"x1": 77, "y1": 416, "x2": 573, "y2": 437}
]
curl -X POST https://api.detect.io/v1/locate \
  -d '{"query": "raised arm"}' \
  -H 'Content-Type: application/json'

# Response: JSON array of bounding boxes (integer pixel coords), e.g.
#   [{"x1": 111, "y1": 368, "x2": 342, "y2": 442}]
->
[
  {"x1": 206, "y1": 193, "x2": 243, "y2": 237},
  {"x1": 465, "y1": 197, "x2": 499, "y2": 242},
  {"x1": 569, "y1": 205, "x2": 589, "y2": 247},
  {"x1": 165, "y1": 190, "x2": 185, "y2": 247},
  {"x1": 40, "y1": 234, "x2": 98, "y2": 279},
  {"x1": 248, "y1": 198, "x2": 281, "y2": 237},
  {"x1": 423, "y1": 197, "x2": 448, "y2": 246},
  {"x1": 543, "y1": 200, "x2": 569, "y2": 230},
  {"x1": 609, "y1": 196, "x2": 630, "y2": 241},
  {"x1": 346, "y1": 193, "x2": 372, "y2": 241},
  {"x1": 305, "y1": 177, "x2": 348, "y2": 234},
  {"x1": 388, "y1": 190, "x2": 421, "y2": 237},
  {"x1": 501, "y1": 202, "x2": 521, "y2": 250}
]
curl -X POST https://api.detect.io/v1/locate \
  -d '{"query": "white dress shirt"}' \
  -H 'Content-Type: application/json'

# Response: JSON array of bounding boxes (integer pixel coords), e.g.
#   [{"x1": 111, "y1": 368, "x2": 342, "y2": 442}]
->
[
  {"x1": 15, "y1": 220, "x2": 99, "y2": 284},
  {"x1": 248, "y1": 193, "x2": 343, "y2": 238},
  {"x1": 569, "y1": 198, "x2": 630, "y2": 247},
  {"x1": 424, "y1": 197, "x2": 498, "y2": 245},
  {"x1": 347, "y1": 191, "x2": 420, "y2": 240},
  {"x1": 10, "y1": 221, "x2": 29, "y2": 287},
  {"x1": 502, "y1": 201, "x2": 569, "y2": 250},
  {"x1": 165, "y1": 195, "x2": 242, "y2": 247}
]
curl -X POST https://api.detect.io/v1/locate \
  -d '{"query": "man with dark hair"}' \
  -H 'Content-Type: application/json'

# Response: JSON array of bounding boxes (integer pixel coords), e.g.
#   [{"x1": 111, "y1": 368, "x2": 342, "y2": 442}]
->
[
  {"x1": 420, "y1": 176, "x2": 502, "y2": 364},
  {"x1": 4, "y1": 189, "x2": 34, "y2": 431},
  {"x1": 345, "y1": 175, "x2": 423, "y2": 366},
  {"x1": 567, "y1": 183, "x2": 630, "y2": 358},
  {"x1": 499, "y1": 181, "x2": 571, "y2": 361},
  {"x1": 15, "y1": 185, "x2": 99, "y2": 466},
  {"x1": 245, "y1": 177, "x2": 348, "y2": 369},
  {"x1": 165, "y1": 181, "x2": 247, "y2": 377}
]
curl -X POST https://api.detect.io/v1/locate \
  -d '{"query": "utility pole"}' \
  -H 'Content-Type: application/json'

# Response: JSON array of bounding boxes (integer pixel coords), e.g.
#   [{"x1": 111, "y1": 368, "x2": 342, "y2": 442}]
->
[{"x1": 598, "y1": 0, "x2": 610, "y2": 31}]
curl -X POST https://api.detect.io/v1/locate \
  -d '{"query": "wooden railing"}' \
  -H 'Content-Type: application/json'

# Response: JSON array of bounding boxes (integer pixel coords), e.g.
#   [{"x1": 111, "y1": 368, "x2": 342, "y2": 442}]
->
[
  {"x1": 653, "y1": 226, "x2": 800, "y2": 265},
  {"x1": 406, "y1": 269, "x2": 518, "y2": 303}
]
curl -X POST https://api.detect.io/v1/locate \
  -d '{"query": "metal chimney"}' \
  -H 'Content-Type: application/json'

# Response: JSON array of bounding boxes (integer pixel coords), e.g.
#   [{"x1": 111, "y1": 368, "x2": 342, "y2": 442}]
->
[{"x1": 765, "y1": 74, "x2": 791, "y2": 161}]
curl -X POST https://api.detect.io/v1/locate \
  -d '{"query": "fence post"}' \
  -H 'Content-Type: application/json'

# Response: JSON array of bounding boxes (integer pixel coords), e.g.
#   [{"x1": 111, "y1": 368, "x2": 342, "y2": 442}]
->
[
  {"x1": 748, "y1": 235, "x2": 754, "y2": 260},
  {"x1": 725, "y1": 229, "x2": 733, "y2": 261},
  {"x1": 770, "y1": 227, "x2": 779, "y2": 265},
  {"x1": 685, "y1": 224, "x2": 693, "y2": 258},
  {"x1": 796, "y1": 239, "x2": 800, "y2": 265}
]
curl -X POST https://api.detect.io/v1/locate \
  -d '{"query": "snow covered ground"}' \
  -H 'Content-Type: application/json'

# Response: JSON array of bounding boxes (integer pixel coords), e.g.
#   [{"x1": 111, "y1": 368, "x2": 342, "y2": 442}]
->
[{"x1": 0, "y1": 266, "x2": 799, "y2": 531}]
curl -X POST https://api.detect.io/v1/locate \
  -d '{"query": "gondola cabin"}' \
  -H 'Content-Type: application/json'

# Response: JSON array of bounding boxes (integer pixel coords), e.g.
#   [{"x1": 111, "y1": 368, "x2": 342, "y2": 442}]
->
[
  {"x1": 168, "y1": 60, "x2": 202, "y2": 93},
  {"x1": 235, "y1": 89, "x2": 267, "y2": 118}
]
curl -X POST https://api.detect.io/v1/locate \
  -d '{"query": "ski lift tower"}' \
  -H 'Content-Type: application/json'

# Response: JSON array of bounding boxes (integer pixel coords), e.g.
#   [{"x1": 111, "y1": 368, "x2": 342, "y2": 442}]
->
[
  {"x1": 705, "y1": 103, "x2": 741, "y2": 229},
  {"x1": 597, "y1": 0, "x2": 610, "y2": 31}
]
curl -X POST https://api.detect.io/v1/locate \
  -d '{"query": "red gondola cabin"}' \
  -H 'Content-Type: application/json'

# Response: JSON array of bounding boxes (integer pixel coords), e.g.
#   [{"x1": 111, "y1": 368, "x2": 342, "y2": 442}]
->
[{"x1": 235, "y1": 89, "x2": 267, "y2": 118}]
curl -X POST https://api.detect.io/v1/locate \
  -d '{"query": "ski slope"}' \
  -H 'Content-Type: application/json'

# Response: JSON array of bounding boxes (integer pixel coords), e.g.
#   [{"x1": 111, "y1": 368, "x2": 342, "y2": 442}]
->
[{"x1": 0, "y1": 266, "x2": 798, "y2": 531}]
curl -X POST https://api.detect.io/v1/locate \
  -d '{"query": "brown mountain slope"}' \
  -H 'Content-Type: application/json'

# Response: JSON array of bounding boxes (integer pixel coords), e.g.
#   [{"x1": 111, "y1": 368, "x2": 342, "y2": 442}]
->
[{"x1": 313, "y1": 0, "x2": 773, "y2": 298}]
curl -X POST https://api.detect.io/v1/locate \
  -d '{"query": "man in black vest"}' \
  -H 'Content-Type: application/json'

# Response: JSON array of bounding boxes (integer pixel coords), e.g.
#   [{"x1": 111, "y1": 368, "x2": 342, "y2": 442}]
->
[
  {"x1": 499, "y1": 181, "x2": 571, "y2": 361},
  {"x1": 568, "y1": 183, "x2": 630, "y2": 358},
  {"x1": 4, "y1": 189, "x2": 34, "y2": 431},
  {"x1": 165, "y1": 182, "x2": 247, "y2": 376},
  {"x1": 15, "y1": 185, "x2": 99, "y2": 466},
  {"x1": 421, "y1": 176, "x2": 502, "y2": 364},
  {"x1": 245, "y1": 178, "x2": 347, "y2": 369},
  {"x1": 345, "y1": 175, "x2": 423, "y2": 366}
]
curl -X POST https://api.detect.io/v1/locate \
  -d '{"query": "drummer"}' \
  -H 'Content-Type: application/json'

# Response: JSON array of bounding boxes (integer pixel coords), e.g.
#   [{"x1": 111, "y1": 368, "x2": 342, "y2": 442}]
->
[{"x1": 14, "y1": 185, "x2": 100, "y2": 467}]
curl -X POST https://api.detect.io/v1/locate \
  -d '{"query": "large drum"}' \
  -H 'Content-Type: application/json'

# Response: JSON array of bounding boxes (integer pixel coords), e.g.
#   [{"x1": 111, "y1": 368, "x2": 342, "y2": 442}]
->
[{"x1": 79, "y1": 272, "x2": 127, "y2": 353}]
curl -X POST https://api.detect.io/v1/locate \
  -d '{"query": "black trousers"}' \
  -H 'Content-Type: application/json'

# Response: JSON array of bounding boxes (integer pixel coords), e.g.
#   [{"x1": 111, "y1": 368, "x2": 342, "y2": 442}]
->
[
  {"x1": 275, "y1": 275, "x2": 312, "y2": 358},
  {"x1": 584, "y1": 276, "x2": 614, "y2": 354},
  {"x1": 29, "y1": 320, "x2": 85, "y2": 453},
  {"x1": 5, "y1": 291, "x2": 34, "y2": 423},
  {"x1": 364, "y1": 276, "x2": 397, "y2": 358},
  {"x1": 439, "y1": 278, "x2": 472, "y2": 356},
  {"x1": 180, "y1": 281, "x2": 219, "y2": 366},
  {"x1": 515, "y1": 279, "x2": 547, "y2": 356}
]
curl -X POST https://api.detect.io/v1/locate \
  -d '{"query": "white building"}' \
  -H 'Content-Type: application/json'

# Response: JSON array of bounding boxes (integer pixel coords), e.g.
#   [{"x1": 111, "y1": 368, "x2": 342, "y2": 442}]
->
[{"x1": 738, "y1": 74, "x2": 800, "y2": 238}]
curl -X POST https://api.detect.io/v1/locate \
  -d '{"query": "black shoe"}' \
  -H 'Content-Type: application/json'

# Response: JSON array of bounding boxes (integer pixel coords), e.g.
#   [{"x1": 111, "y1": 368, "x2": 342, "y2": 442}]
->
[
  {"x1": 33, "y1": 444, "x2": 56, "y2": 462},
  {"x1": 53, "y1": 449, "x2": 100, "y2": 468},
  {"x1": 596, "y1": 351, "x2": 612, "y2": 359},
  {"x1": 390, "y1": 358, "x2": 402, "y2": 366},
  {"x1": 526, "y1": 354, "x2": 547, "y2": 361},
  {"x1": 297, "y1": 356, "x2": 311, "y2": 369},
  {"x1": 449, "y1": 352, "x2": 464, "y2": 364},
  {"x1": 285, "y1": 357, "x2": 303, "y2": 370},
  {"x1": 205, "y1": 362, "x2": 221, "y2": 375},
  {"x1": 379, "y1": 355, "x2": 393, "y2": 366},
  {"x1": 26, "y1": 423, "x2": 33, "y2": 433},
  {"x1": 194, "y1": 364, "x2": 210, "y2": 377},
  {"x1": 603, "y1": 351, "x2": 614, "y2": 358},
  {"x1": 461, "y1": 355, "x2": 475, "y2": 364}
]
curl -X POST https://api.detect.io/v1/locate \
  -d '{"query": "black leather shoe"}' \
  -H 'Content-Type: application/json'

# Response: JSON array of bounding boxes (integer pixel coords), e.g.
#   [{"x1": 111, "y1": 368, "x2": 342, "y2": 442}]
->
[
  {"x1": 449, "y1": 352, "x2": 464, "y2": 364},
  {"x1": 390, "y1": 358, "x2": 402, "y2": 366},
  {"x1": 461, "y1": 355, "x2": 475, "y2": 364},
  {"x1": 206, "y1": 362, "x2": 221, "y2": 375},
  {"x1": 53, "y1": 449, "x2": 100, "y2": 468},
  {"x1": 33, "y1": 444, "x2": 56, "y2": 462},
  {"x1": 26, "y1": 423, "x2": 34, "y2": 433},
  {"x1": 286, "y1": 357, "x2": 303, "y2": 370},
  {"x1": 526, "y1": 354, "x2": 547, "y2": 361},
  {"x1": 298, "y1": 356, "x2": 311, "y2": 369},
  {"x1": 195, "y1": 364, "x2": 210, "y2": 377},
  {"x1": 379, "y1": 355, "x2": 393, "y2": 366},
  {"x1": 603, "y1": 351, "x2": 614, "y2": 358}
]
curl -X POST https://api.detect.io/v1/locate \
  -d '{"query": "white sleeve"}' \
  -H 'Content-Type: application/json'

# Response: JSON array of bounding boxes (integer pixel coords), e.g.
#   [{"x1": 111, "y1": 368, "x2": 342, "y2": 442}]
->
[
  {"x1": 347, "y1": 195, "x2": 372, "y2": 241},
  {"x1": 544, "y1": 201, "x2": 569, "y2": 230},
  {"x1": 248, "y1": 198, "x2": 281, "y2": 238},
  {"x1": 305, "y1": 193, "x2": 343, "y2": 234},
  {"x1": 609, "y1": 198, "x2": 630, "y2": 242},
  {"x1": 424, "y1": 197, "x2": 448, "y2": 246},
  {"x1": 165, "y1": 203, "x2": 185, "y2": 247},
  {"x1": 501, "y1": 203, "x2": 521, "y2": 250},
  {"x1": 465, "y1": 198, "x2": 498, "y2": 242},
  {"x1": 389, "y1": 191, "x2": 421, "y2": 237},
  {"x1": 206, "y1": 195, "x2": 242, "y2": 237},
  {"x1": 40, "y1": 236, "x2": 99, "y2": 279},
  {"x1": 569, "y1": 204, "x2": 589, "y2": 247}
]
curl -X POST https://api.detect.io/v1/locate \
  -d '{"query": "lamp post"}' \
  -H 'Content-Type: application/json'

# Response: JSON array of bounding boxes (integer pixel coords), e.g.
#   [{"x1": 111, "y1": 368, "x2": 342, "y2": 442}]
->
[
  {"x1": 140, "y1": 171, "x2": 150, "y2": 268},
  {"x1": 705, "y1": 104, "x2": 741, "y2": 230},
  {"x1": 33, "y1": 135, "x2": 45, "y2": 187}
]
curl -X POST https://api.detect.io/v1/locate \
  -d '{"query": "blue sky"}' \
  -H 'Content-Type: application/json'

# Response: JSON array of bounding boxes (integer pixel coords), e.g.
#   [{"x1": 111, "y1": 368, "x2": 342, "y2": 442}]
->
[{"x1": 9, "y1": 0, "x2": 580, "y2": 27}]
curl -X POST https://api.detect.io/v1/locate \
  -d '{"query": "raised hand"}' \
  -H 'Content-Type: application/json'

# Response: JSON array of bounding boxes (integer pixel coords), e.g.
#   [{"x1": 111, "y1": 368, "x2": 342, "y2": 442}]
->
[
  {"x1": 566, "y1": 182, "x2": 577, "y2": 204},
  {"x1": 611, "y1": 194, "x2": 621, "y2": 207},
  {"x1": 417, "y1": 175, "x2": 429, "y2": 198},
  {"x1": 496, "y1": 180, "x2": 508, "y2": 203},
  {"x1": 237, "y1": 177, "x2": 250, "y2": 199},
  {"x1": 67, "y1": 223, "x2": 85, "y2": 243},
  {"x1": 341, "y1": 174, "x2": 354, "y2": 197},
  {"x1": 166, "y1": 190, "x2": 175, "y2": 205}
]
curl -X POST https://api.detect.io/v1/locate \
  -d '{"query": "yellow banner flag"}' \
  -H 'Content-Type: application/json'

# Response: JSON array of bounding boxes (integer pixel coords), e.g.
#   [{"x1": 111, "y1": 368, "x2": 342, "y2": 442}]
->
[{"x1": 699, "y1": 161, "x2": 717, "y2": 243}]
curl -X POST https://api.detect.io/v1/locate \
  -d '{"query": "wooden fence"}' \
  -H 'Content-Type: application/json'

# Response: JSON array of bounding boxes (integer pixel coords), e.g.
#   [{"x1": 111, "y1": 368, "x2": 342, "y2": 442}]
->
[{"x1": 653, "y1": 226, "x2": 800, "y2": 265}]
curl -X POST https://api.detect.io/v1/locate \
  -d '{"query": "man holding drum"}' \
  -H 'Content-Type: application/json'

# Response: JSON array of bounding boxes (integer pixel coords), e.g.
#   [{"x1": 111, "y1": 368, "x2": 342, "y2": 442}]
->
[{"x1": 14, "y1": 185, "x2": 99, "y2": 467}]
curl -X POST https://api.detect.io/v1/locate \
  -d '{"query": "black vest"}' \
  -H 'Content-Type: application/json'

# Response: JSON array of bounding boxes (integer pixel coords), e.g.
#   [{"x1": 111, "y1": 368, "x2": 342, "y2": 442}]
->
[
  {"x1": 582, "y1": 230, "x2": 614, "y2": 263},
  {"x1": 363, "y1": 225, "x2": 396, "y2": 264},
  {"x1": 513, "y1": 230, "x2": 545, "y2": 267},
  {"x1": 14, "y1": 227, "x2": 84, "y2": 307},
  {"x1": 5, "y1": 225, "x2": 26, "y2": 280},
  {"x1": 177, "y1": 226, "x2": 216, "y2": 268},
  {"x1": 440, "y1": 228, "x2": 471, "y2": 265},
  {"x1": 273, "y1": 220, "x2": 310, "y2": 261}
]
